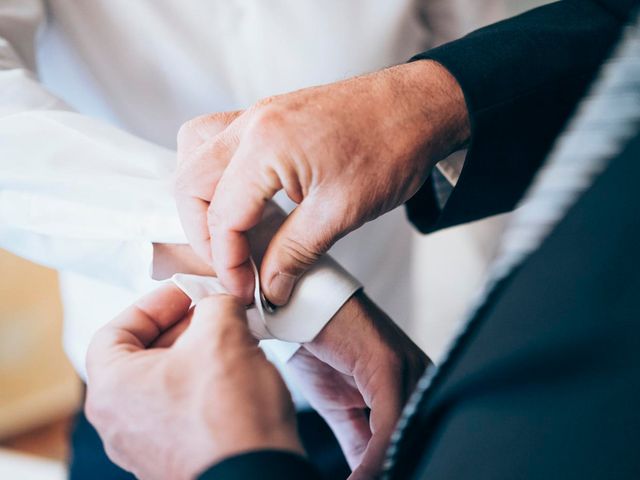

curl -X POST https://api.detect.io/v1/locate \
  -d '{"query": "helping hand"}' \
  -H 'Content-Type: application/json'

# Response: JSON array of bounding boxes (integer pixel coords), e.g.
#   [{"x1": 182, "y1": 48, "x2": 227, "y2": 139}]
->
[
  {"x1": 288, "y1": 292, "x2": 431, "y2": 479},
  {"x1": 85, "y1": 284, "x2": 303, "y2": 480},
  {"x1": 175, "y1": 60, "x2": 469, "y2": 305}
]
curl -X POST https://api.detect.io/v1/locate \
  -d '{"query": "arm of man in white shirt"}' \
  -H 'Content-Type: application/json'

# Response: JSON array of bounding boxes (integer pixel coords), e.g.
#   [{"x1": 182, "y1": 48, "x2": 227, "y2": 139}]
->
[
  {"x1": 0, "y1": 0, "x2": 181, "y2": 290},
  {"x1": 0, "y1": 0, "x2": 361, "y2": 348}
]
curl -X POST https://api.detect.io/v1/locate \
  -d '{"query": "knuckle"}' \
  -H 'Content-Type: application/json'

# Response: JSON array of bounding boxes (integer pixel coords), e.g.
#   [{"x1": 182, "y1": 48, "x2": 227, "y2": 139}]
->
[
  {"x1": 247, "y1": 103, "x2": 287, "y2": 143},
  {"x1": 195, "y1": 296, "x2": 249, "y2": 350},
  {"x1": 254, "y1": 95, "x2": 278, "y2": 111},
  {"x1": 199, "y1": 293, "x2": 239, "y2": 311},
  {"x1": 177, "y1": 117, "x2": 203, "y2": 150},
  {"x1": 279, "y1": 236, "x2": 323, "y2": 272},
  {"x1": 197, "y1": 295, "x2": 244, "y2": 324},
  {"x1": 178, "y1": 113, "x2": 231, "y2": 154},
  {"x1": 175, "y1": 140, "x2": 231, "y2": 199}
]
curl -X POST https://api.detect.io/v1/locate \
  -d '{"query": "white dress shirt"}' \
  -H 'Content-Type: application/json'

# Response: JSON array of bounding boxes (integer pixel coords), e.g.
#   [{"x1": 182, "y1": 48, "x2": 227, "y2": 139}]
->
[{"x1": 0, "y1": 0, "x2": 502, "y2": 381}]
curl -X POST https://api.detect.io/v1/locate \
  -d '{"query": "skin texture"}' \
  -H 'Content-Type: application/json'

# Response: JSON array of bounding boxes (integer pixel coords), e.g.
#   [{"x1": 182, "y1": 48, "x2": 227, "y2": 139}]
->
[
  {"x1": 87, "y1": 60, "x2": 469, "y2": 479},
  {"x1": 151, "y1": 243, "x2": 215, "y2": 280},
  {"x1": 85, "y1": 285, "x2": 302, "y2": 480},
  {"x1": 175, "y1": 59, "x2": 470, "y2": 306},
  {"x1": 288, "y1": 292, "x2": 430, "y2": 479},
  {"x1": 148, "y1": 205, "x2": 430, "y2": 478},
  {"x1": 86, "y1": 286, "x2": 429, "y2": 480}
]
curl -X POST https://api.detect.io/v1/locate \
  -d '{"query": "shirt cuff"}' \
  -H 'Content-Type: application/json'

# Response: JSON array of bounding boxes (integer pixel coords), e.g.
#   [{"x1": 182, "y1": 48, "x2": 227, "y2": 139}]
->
[
  {"x1": 435, "y1": 149, "x2": 467, "y2": 186},
  {"x1": 172, "y1": 254, "x2": 362, "y2": 349}
]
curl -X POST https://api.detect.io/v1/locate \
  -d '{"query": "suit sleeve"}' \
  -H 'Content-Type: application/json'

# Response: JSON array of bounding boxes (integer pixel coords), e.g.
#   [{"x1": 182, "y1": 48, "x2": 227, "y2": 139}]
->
[
  {"x1": 405, "y1": 0, "x2": 637, "y2": 233},
  {"x1": 198, "y1": 451, "x2": 322, "y2": 480}
]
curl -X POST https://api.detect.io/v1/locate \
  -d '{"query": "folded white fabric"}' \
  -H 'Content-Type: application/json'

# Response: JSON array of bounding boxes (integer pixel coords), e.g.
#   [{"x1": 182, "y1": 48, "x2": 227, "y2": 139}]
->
[{"x1": 173, "y1": 256, "x2": 362, "y2": 361}]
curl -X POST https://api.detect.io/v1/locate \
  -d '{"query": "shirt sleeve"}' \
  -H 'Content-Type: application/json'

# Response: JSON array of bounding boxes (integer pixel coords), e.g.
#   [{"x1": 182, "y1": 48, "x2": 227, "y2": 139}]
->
[
  {"x1": 0, "y1": 0, "x2": 184, "y2": 290},
  {"x1": 405, "y1": 0, "x2": 633, "y2": 234},
  {"x1": 415, "y1": 0, "x2": 506, "y2": 196},
  {"x1": 0, "y1": 0, "x2": 361, "y2": 345}
]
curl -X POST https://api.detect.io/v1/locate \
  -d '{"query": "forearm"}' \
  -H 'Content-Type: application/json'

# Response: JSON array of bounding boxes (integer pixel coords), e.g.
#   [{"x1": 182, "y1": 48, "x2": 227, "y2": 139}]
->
[
  {"x1": 0, "y1": 1, "x2": 189, "y2": 286},
  {"x1": 406, "y1": 0, "x2": 633, "y2": 233},
  {"x1": 0, "y1": 110, "x2": 186, "y2": 289}
]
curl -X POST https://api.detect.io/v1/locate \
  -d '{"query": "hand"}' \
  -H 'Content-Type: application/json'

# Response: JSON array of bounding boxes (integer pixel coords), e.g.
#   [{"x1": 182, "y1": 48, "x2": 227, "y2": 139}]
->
[
  {"x1": 175, "y1": 60, "x2": 469, "y2": 305},
  {"x1": 288, "y1": 292, "x2": 431, "y2": 479},
  {"x1": 151, "y1": 243, "x2": 216, "y2": 280},
  {"x1": 85, "y1": 285, "x2": 303, "y2": 480}
]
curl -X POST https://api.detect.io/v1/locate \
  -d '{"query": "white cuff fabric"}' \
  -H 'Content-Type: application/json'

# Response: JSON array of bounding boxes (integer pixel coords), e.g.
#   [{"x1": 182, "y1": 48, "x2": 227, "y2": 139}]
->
[
  {"x1": 172, "y1": 255, "x2": 362, "y2": 361},
  {"x1": 436, "y1": 149, "x2": 467, "y2": 186}
]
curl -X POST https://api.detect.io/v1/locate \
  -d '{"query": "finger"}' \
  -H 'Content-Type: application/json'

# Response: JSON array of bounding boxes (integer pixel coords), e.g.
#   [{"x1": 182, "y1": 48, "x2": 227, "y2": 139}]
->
[
  {"x1": 174, "y1": 294, "x2": 257, "y2": 351},
  {"x1": 176, "y1": 110, "x2": 243, "y2": 158},
  {"x1": 323, "y1": 408, "x2": 372, "y2": 470},
  {"x1": 87, "y1": 284, "x2": 192, "y2": 372},
  {"x1": 150, "y1": 310, "x2": 194, "y2": 348},
  {"x1": 260, "y1": 198, "x2": 343, "y2": 305},
  {"x1": 175, "y1": 111, "x2": 243, "y2": 263},
  {"x1": 351, "y1": 372, "x2": 403, "y2": 479},
  {"x1": 175, "y1": 139, "x2": 238, "y2": 263},
  {"x1": 151, "y1": 243, "x2": 216, "y2": 281},
  {"x1": 288, "y1": 348, "x2": 371, "y2": 469},
  {"x1": 175, "y1": 194, "x2": 215, "y2": 264},
  {"x1": 208, "y1": 148, "x2": 282, "y2": 303}
]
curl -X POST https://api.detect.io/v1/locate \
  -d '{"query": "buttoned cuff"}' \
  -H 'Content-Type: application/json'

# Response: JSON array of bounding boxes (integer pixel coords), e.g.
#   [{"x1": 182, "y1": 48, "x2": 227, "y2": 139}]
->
[{"x1": 172, "y1": 254, "x2": 362, "y2": 362}]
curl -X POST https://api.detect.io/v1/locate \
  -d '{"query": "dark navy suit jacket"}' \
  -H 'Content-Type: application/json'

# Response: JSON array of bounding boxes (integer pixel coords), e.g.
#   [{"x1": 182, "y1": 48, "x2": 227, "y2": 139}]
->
[{"x1": 201, "y1": 1, "x2": 640, "y2": 478}]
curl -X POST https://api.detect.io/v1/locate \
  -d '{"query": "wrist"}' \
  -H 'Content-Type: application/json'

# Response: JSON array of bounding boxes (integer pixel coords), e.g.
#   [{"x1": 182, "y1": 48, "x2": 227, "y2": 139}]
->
[
  {"x1": 303, "y1": 290, "x2": 381, "y2": 364},
  {"x1": 378, "y1": 60, "x2": 470, "y2": 175},
  {"x1": 405, "y1": 59, "x2": 471, "y2": 157}
]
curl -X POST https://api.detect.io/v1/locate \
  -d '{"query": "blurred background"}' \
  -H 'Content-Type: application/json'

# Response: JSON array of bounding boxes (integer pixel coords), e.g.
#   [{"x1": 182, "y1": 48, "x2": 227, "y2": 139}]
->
[
  {"x1": 0, "y1": 250, "x2": 81, "y2": 479},
  {"x1": 0, "y1": 0, "x2": 550, "y2": 478}
]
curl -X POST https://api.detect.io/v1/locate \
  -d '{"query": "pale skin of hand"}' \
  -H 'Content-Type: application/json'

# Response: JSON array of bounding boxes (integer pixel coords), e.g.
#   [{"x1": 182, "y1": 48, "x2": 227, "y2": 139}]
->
[
  {"x1": 85, "y1": 285, "x2": 302, "y2": 480},
  {"x1": 150, "y1": 217, "x2": 430, "y2": 478},
  {"x1": 150, "y1": 289, "x2": 430, "y2": 480},
  {"x1": 167, "y1": 60, "x2": 464, "y2": 477},
  {"x1": 287, "y1": 292, "x2": 430, "y2": 479},
  {"x1": 149, "y1": 208, "x2": 430, "y2": 478},
  {"x1": 151, "y1": 243, "x2": 216, "y2": 280},
  {"x1": 150, "y1": 201, "x2": 287, "y2": 280},
  {"x1": 175, "y1": 59, "x2": 470, "y2": 306}
]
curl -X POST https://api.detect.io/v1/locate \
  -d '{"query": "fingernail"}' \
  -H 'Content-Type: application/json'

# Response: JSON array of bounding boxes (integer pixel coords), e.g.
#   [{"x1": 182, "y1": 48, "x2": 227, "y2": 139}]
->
[{"x1": 268, "y1": 272, "x2": 296, "y2": 306}]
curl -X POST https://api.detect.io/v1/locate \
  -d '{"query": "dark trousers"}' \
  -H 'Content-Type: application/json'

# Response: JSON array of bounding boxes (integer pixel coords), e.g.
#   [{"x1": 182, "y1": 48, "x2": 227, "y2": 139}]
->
[{"x1": 68, "y1": 409, "x2": 349, "y2": 479}]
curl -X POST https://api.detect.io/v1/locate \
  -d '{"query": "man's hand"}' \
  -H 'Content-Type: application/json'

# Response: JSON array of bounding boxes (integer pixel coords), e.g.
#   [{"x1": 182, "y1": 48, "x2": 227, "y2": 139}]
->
[
  {"x1": 175, "y1": 60, "x2": 470, "y2": 305},
  {"x1": 289, "y1": 292, "x2": 431, "y2": 479},
  {"x1": 151, "y1": 243, "x2": 216, "y2": 280},
  {"x1": 85, "y1": 284, "x2": 303, "y2": 480}
]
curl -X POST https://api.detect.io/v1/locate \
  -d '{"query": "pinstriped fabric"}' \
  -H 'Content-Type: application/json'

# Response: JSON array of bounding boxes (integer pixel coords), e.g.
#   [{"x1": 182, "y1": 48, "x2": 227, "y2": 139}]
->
[{"x1": 383, "y1": 14, "x2": 640, "y2": 478}]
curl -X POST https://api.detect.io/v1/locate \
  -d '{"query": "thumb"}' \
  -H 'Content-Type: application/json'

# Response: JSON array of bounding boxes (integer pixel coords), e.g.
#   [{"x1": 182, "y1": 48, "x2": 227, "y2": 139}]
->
[
  {"x1": 260, "y1": 199, "x2": 344, "y2": 306},
  {"x1": 350, "y1": 373, "x2": 403, "y2": 479},
  {"x1": 175, "y1": 294, "x2": 257, "y2": 350},
  {"x1": 175, "y1": 110, "x2": 244, "y2": 264}
]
